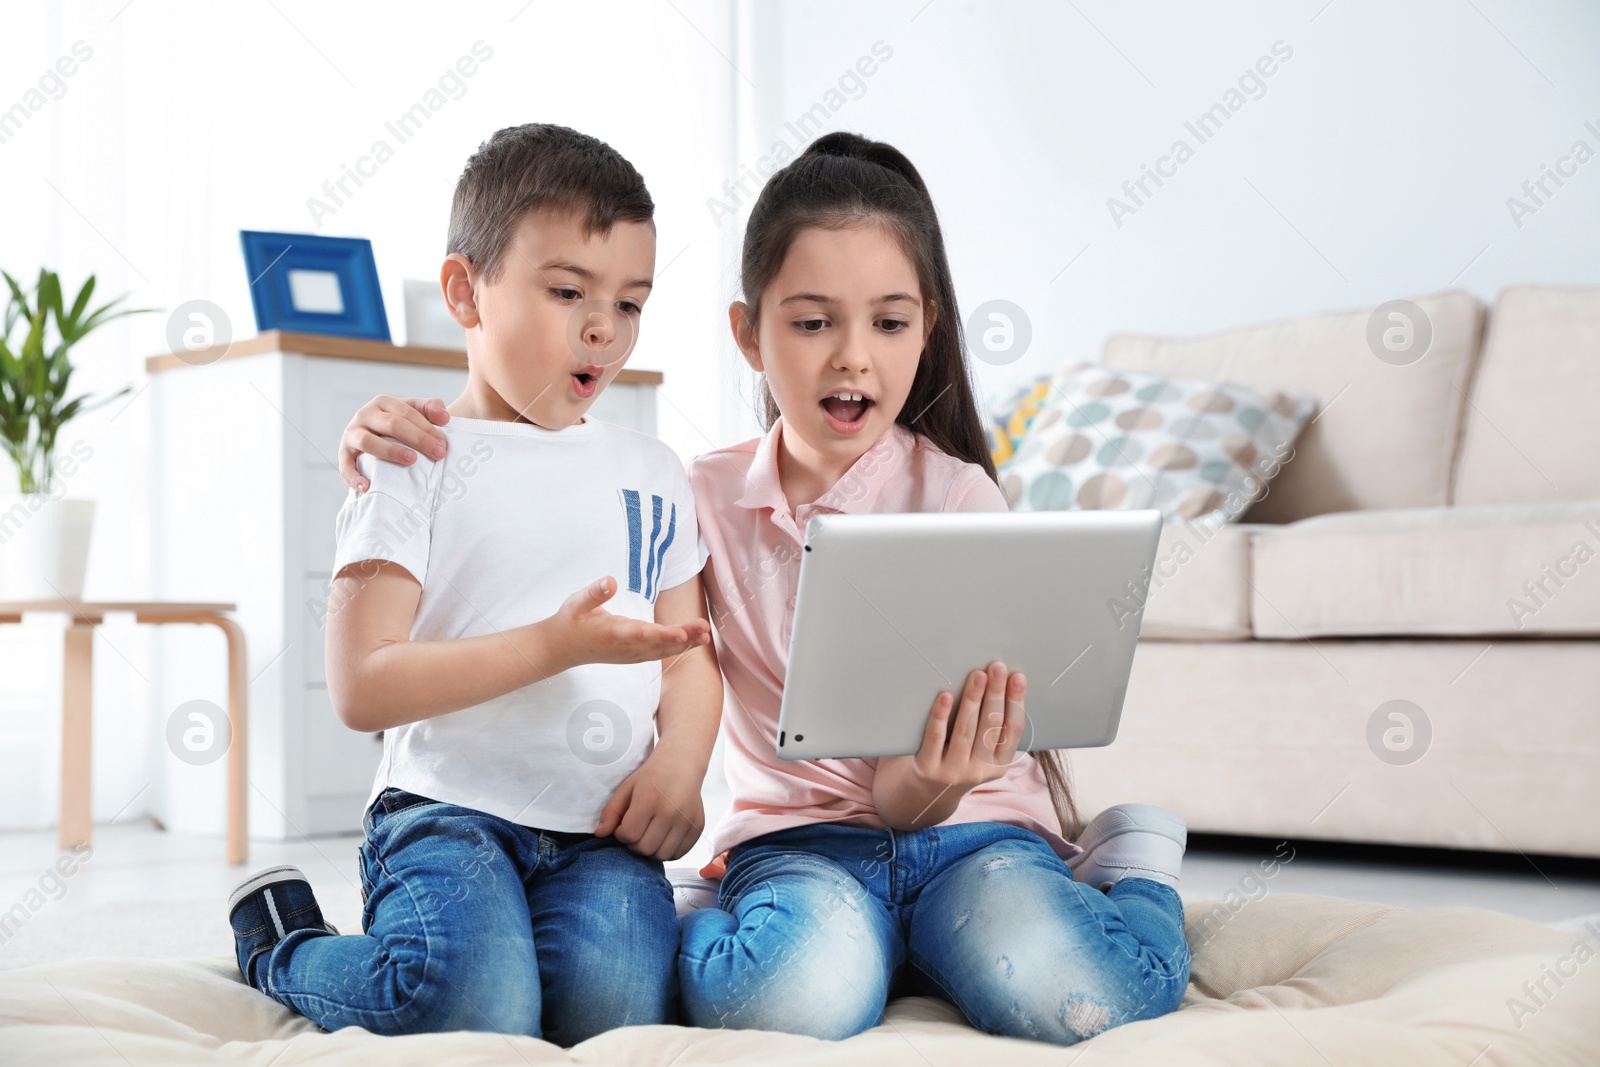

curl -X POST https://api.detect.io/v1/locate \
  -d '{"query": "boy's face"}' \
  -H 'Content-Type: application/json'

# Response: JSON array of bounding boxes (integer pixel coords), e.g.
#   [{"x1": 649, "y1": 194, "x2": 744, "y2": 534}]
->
[{"x1": 447, "y1": 207, "x2": 655, "y2": 429}]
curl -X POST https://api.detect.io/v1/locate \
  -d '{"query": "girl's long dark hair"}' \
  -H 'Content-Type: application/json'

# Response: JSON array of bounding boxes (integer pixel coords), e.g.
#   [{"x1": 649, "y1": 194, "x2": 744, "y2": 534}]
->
[{"x1": 738, "y1": 131, "x2": 1082, "y2": 841}]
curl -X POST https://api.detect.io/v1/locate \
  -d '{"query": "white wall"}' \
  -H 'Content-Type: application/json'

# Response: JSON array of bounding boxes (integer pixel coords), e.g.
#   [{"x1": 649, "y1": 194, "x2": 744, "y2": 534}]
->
[
  {"x1": 2, "y1": 0, "x2": 1597, "y2": 834},
  {"x1": 740, "y1": 0, "x2": 1600, "y2": 407}
]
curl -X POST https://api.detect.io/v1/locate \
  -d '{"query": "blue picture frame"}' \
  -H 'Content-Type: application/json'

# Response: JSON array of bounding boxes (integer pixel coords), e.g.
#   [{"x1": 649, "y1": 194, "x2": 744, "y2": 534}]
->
[{"x1": 239, "y1": 231, "x2": 390, "y2": 341}]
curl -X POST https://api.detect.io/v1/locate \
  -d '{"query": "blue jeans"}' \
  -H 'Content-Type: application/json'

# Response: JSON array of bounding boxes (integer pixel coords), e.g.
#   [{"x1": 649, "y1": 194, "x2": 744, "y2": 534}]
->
[
  {"x1": 253, "y1": 787, "x2": 678, "y2": 1044},
  {"x1": 678, "y1": 821, "x2": 1189, "y2": 1044}
]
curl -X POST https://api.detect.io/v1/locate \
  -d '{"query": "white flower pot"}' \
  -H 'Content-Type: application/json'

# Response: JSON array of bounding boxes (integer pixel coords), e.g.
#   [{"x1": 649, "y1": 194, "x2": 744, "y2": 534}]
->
[{"x1": 0, "y1": 495, "x2": 96, "y2": 600}]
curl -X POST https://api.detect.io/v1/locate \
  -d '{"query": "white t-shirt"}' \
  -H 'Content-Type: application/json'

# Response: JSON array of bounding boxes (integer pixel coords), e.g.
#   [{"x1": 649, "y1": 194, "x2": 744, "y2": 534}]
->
[{"x1": 331, "y1": 414, "x2": 708, "y2": 832}]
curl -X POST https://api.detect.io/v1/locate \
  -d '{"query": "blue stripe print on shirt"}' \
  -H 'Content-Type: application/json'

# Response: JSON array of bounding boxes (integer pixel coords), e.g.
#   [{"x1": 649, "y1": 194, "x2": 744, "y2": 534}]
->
[
  {"x1": 644, "y1": 493, "x2": 664, "y2": 601},
  {"x1": 621, "y1": 489, "x2": 643, "y2": 595},
  {"x1": 650, "y1": 503, "x2": 677, "y2": 602}
]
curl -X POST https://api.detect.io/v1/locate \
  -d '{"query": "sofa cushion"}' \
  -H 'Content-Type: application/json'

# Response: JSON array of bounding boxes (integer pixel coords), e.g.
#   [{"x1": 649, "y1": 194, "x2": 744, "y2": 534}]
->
[
  {"x1": 1102, "y1": 290, "x2": 1485, "y2": 524},
  {"x1": 1250, "y1": 502, "x2": 1600, "y2": 638},
  {"x1": 1139, "y1": 520, "x2": 1259, "y2": 640},
  {"x1": 995, "y1": 364, "x2": 1317, "y2": 524},
  {"x1": 1070, "y1": 638, "x2": 1600, "y2": 856},
  {"x1": 985, "y1": 363, "x2": 1090, "y2": 469},
  {"x1": 1453, "y1": 285, "x2": 1600, "y2": 506}
]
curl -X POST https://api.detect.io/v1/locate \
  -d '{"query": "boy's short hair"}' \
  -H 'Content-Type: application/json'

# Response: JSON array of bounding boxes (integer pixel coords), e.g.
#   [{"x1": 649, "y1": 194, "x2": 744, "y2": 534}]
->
[{"x1": 448, "y1": 123, "x2": 653, "y2": 285}]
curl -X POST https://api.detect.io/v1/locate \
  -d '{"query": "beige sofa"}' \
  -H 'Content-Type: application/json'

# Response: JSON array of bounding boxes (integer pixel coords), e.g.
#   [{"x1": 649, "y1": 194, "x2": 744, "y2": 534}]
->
[{"x1": 1067, "y1": 285, "x2": 1600, "y2": 859}]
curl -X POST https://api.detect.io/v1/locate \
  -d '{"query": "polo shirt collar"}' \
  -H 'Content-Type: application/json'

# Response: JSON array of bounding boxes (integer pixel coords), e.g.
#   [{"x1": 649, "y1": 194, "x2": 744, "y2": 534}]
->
[
  {"x1": 734, "y1": 417, "x2": 788, "y2": 512},
  {"x1": 735, "y1": 416, "x2": 911, "y2": 516}
]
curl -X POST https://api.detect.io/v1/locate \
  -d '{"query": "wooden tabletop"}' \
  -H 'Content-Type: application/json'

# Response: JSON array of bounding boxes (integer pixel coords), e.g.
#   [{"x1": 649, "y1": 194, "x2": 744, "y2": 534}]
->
[
  {"x1": 0, "y1": 600, "x2": 237, "y2": 623},
  {"x1": 145, "y1": 329, "x2": 665, "y2": 385}
]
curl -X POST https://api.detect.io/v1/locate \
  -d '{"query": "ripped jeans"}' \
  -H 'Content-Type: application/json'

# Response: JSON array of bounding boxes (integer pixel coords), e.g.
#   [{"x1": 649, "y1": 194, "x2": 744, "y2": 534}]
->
[{"x1": 678, "y1": 820, "x2": 1188, "y2": 1044}]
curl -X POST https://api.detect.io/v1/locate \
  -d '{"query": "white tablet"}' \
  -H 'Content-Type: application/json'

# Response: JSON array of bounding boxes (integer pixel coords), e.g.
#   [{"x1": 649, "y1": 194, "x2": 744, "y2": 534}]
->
[{"x1": 776, "y1": 509, "x2": 1163, "y2": 761}]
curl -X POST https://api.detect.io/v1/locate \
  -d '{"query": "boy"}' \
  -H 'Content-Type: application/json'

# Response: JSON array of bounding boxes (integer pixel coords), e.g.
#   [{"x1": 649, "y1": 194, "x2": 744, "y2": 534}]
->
[{"x1": 225, "y1": 124, "x2": 722, "y2": 1045}]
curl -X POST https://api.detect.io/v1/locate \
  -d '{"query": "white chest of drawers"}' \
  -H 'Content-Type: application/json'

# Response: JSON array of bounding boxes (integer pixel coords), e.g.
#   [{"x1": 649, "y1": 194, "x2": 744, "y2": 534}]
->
[{"x1": 148, "y1": 331, "x2": 661, "y2": 838}]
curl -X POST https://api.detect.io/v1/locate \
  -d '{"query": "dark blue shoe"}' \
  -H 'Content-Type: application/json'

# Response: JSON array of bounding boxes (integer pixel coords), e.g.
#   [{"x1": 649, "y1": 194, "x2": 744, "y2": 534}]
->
[{"x1": 227, "y1": 864, "x2": 337, "y2": 990}]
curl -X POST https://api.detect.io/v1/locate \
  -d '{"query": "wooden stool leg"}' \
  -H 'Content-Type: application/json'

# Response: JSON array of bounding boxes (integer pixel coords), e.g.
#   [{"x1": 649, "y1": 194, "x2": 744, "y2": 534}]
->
[
  {"x1": 216, "y1": 616, "x2": 250, "y2": 865},
  {"x1": 141, "y1": 612, "x2": 251, "y2": 864},
  {"x1": 198, "y1": 614, "x2": 250, "y2": 865},
  {"x1": 60, "y1": 623, "x2": 94, "y2": 850}
]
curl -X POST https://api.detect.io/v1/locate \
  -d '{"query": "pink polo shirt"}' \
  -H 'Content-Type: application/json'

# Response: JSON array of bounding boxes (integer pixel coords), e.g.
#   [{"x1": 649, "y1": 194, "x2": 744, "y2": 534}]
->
[{"x1": 690, "y1": 417, "x2": 1080, "y2": 862}]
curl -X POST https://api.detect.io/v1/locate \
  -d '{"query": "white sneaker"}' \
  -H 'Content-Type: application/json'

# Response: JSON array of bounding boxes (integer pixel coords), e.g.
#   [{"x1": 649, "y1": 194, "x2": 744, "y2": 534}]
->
[
  {"x1": 666, "y1": 866, "x2": 721, "y2": 916},
  {"x1": 1067, "y1": 803, "x2": 1187, "y2": 892}
]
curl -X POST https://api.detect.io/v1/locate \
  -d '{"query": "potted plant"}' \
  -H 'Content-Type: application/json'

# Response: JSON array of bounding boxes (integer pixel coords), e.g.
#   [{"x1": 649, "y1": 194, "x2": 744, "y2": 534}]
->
[{"x1": 0, "y1": 269, "x2": 152, "y2": 600}]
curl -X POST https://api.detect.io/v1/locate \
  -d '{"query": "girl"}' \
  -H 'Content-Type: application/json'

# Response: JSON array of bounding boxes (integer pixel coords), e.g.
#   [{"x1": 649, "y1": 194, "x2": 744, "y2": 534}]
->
[{"x1": 336, "y1": 132, "x2": 1190, "y2": 1046}]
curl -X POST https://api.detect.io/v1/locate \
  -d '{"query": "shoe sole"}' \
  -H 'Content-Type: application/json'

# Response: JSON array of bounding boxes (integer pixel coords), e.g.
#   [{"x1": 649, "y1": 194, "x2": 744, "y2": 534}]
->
[
  {"x1": 1070, "y1": 803, "x2": 1187, "y2": 863},
  {"x1": 227, "y1": 864, "x2": 310, "y2": 916},
  {"x1": 1078, "y1": 835, "x2": 1187, "y2": 888}
]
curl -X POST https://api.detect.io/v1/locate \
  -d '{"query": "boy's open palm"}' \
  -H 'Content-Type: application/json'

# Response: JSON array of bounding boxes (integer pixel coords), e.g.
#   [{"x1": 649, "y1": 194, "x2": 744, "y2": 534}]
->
[{"x1": 551, "y1": 577, "x2": 711, "y2": 671}]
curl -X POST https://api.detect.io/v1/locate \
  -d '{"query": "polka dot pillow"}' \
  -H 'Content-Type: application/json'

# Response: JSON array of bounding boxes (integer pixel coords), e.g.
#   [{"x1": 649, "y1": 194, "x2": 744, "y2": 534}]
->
[{"x1": 994, "y1": 364, "x2": 1318, "y2": 522}]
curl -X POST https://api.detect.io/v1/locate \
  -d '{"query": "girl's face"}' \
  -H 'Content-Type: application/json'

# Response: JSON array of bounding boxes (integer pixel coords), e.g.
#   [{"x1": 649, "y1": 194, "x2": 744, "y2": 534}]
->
[{"x1": 733, "y1": 223, "x2": 933, "y2": 470}]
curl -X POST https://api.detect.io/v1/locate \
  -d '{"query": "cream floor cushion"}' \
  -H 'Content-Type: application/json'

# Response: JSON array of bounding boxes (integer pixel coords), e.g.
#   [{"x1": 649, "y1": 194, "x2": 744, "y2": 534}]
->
[{"x1": 2, "y1": 893, "x2": 1593, "y2": 1065}]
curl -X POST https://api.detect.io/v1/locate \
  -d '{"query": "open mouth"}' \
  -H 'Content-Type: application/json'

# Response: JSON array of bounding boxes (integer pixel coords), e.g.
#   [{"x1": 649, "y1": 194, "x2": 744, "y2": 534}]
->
[
  {"x1": 571, "y1": 366, "x2": 602, "y2": 398},
  {"x1": 820, "y1": 391, "x2": 873, "y2": 429}
]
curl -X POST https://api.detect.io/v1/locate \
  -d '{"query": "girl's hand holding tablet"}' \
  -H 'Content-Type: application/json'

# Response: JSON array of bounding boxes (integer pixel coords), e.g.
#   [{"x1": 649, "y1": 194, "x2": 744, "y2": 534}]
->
[{"x1": 872, "y1": 661, "x2": 1026, "y2": 831}]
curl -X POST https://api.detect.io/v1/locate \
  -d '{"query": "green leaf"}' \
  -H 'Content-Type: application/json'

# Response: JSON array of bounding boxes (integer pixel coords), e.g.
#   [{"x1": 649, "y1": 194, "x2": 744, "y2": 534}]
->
[
  {"x1": 38, "y1": 270, "x2": 63, "y2": 325},
  {"x1": 66, "y1": 275, "x2": 96, "y2": 331},
  {"x1": 3, "y1": 271, "x2": 31, "y2": 317},
  {"x1": 0, "y1": 268, "x2": 152, "y2": 488},
  {"x1": 75, "y1": 297, "x2": 156, "y2": 341}
]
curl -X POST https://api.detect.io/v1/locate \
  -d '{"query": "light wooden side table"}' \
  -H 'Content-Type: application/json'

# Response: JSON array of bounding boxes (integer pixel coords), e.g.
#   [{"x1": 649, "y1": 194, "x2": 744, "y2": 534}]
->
[{"x1": 0, "y1": 600, "x2": 248, "y2": 864}]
